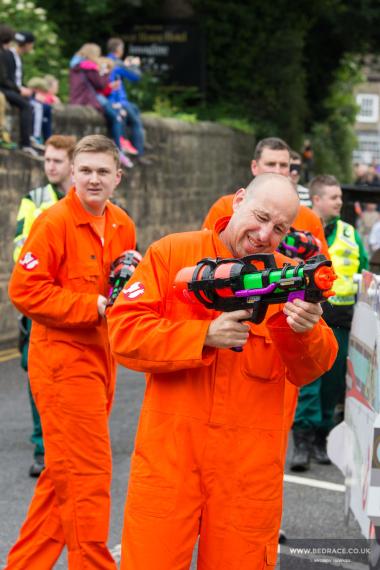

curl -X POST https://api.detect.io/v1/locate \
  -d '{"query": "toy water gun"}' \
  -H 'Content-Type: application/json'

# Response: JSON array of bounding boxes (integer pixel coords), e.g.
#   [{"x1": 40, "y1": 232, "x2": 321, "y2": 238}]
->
[
  {"x1": 277, "y1": 227, "x2": 321, "y2": 260},
  {"x1": 173, "y1": 253, "x2": 336, "y2": 325},
  {"x1": 107, "y1": 250, "x2": 142, "y2": 306}
]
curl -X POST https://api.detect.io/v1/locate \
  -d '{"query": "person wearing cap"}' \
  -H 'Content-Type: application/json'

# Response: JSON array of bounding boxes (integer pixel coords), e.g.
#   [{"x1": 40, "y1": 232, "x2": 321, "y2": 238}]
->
[
  {"x1": 11, "y1": 31, "x2": 51, "y2": 149},
  {"x1": 0, "y1": 26, "x2": 36, "y2": 155}
]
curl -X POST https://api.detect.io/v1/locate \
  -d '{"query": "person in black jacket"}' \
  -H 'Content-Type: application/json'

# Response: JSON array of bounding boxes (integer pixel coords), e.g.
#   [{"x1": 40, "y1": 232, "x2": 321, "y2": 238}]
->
[{"x1": 0, "y1": 26, "x2": 37, "y2": 156}]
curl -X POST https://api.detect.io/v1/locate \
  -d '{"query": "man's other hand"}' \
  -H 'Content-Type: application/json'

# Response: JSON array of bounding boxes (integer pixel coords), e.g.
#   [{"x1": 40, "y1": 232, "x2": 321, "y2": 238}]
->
[
  {"x1": 205, "y1": 309, "x2": 252, "y2": 349},
  {"x1": 97, "y1": 295, "x2": 107, "y2": 317},
  {"x1": 283, "y1": 299, "x2": 322, "y2": 333}
]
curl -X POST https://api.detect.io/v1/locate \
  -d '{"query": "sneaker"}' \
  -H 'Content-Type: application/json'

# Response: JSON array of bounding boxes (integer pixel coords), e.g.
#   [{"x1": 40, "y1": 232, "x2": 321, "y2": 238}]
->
[
  {"x1": 120, "y1": 137, "x2": 138, "y2": 156},
  {"x1": 119, "y1": 152, "x2": 134, "y2": 169},
  {"x1": 30, "y1": 137, "x2": 45, "y2": 152},
  {"x1": 21, "y1": 146, "x2": 44, "y2": 160},
  {"x1": 29, "y1": 453, "x2": 45, "y2": 478}
]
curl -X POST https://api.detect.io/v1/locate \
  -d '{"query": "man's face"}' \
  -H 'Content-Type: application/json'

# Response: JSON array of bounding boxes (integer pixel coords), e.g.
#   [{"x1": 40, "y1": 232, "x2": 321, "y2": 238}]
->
[
  {"x1": 289, "y1": 159, "x2": 302, "y2": 185},
  {"x1": 314, "y1": 185, "x2": 343, "y2": 221},
  {"x1": 44, "y1": 145, "x2": 71, "y2": 188},
  {"x1": 225, "y1": 181, "x2": 298, "y2": 258},
  {"x1": 20, "y1": 42, "x2": 34, "y2": 55},
  {"x1": 72, "y1": 152, "x2": 122, "y2": 216},
  {"x1": 251, "y1": 148, "x2": 290, "y2": 177}
]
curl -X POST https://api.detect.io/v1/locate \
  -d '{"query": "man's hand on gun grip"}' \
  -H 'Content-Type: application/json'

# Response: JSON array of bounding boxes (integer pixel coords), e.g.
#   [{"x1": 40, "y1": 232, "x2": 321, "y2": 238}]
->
[
  {"x1": 97, "y1": 295, "x2": 107, "y2": 318},
  {"x1": 205, "y1": 309, "x2": 252, "y2": 349},
  {"x1": 283, "y1": 299, "x2": 322, "y2": 333}
]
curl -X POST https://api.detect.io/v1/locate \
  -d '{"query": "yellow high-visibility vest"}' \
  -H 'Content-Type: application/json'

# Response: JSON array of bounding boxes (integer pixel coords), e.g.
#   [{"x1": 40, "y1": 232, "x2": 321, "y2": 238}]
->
[
  {"x1": 13, "y1": 184, "x2": 61, "y2": 261},
  {"x1": 328, "y1": 220, "x2": 359, "y2": 306}
]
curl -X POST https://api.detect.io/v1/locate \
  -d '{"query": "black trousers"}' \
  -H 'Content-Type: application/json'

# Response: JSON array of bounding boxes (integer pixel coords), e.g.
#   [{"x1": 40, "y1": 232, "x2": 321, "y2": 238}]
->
[{"x1": 0, "y1": 89, "x2": 32, "y2": 146}]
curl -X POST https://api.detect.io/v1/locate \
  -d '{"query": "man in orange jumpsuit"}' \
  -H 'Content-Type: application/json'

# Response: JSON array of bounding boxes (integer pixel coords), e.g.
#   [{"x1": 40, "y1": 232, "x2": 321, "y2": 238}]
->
[
  {"x1": 202, "y1": 136, "x2": 329, "y2": 259},
  {"x1": 202, "y1": 137, "x2": 330, "y2": 437},
  {"x1": 108, "y1": 173, "x2": 338, "y2": 570},
  {"x1": 7, "y1": 134, "x2": 136, "y2": 569}
]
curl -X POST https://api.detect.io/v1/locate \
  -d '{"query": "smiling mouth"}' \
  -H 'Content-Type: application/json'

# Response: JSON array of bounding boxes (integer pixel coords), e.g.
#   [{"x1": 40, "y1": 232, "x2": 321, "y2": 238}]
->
[{"x1": 248, "y1": 233, "x2": 261, "y2": 246}]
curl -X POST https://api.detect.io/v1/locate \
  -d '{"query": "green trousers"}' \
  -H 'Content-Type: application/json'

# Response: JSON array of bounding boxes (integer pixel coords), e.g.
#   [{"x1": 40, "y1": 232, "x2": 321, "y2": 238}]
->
[
  {"x1": 293, "y1": 327, "x2": 348, "y2": 434},
  {"x1": 21, "y1": 319, "x2": 45, "y2": 458}
]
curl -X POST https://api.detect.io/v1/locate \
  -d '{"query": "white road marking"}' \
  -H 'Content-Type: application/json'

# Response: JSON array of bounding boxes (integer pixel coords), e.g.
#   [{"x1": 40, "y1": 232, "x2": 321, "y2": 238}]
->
[{"x1": 284, "y1": 473, "x2": 345, "y2": 492}]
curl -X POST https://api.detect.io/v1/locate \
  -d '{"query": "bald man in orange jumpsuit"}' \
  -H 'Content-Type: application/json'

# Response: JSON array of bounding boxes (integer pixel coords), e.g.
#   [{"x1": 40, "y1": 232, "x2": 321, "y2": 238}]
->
[
  {"x1": 202, "y1": 137, "x2": 330, "y2": 433},
  {"x1": 7, "y1": 135, "x2": 136, "y2": 570},
  {"x1": 108, "y1": 174, "x2": 337, "y2": 570}
]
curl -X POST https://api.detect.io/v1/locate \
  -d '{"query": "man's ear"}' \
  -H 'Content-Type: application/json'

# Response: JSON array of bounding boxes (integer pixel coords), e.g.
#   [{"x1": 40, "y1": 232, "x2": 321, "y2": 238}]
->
[
  {"x1": 115, "y1": 169, "x2": 122, "y2": 187},
  {"x1": 251, "y1": 160, "x2": 257, "y2": 176},
  {"x1": 232, "y1": 187, "x2": 246, "y2": 212}
]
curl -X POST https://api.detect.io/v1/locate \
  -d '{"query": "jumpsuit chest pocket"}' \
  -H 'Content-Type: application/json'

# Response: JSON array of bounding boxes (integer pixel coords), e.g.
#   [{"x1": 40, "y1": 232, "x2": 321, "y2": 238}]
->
[
  {"x1": 240, "y1": 328, "x2": 285, "y2": 383},
  {"x1": 67, "y1": 262, "x2": 100, "y2": 293}
]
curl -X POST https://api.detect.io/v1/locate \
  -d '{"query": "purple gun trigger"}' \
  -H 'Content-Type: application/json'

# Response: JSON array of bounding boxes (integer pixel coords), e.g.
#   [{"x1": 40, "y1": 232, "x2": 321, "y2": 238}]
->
[
  {"x1": 235, "y1": 282, "x2": 277, "y2": 297},
  {"x1": 288, "y1": 291, "x2": 305, "y2": 302},
  {"x1": 282, "y1": 243, "x2": 298, "y2": 253}
]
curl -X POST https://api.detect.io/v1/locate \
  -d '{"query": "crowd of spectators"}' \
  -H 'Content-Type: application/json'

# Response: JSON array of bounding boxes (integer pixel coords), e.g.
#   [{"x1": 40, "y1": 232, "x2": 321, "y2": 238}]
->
[
  {"x1": 68, "y1": 39, "x2": 145, "y2": 169},
  {"x1": 0, "y1": 26, "x2": 145, "y2": 169}
]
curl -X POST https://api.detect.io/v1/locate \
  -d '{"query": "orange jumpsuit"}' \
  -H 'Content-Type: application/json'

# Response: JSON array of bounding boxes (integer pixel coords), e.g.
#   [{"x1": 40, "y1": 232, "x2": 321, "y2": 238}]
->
[
  {"x1": 7, "y1": 188, "x2": 136, "y2": 570},
  {"x1": 202, "y1": 194, "x2": 331, "y2": 432},
  {"x1": 108, "y1": 218, "x2": 337, "y2": 570}
]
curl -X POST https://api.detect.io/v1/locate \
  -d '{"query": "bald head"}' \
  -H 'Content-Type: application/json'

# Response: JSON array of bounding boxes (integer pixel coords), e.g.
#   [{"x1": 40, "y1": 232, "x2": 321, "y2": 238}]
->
[
  {"x1": 219, "y1": 173, "x2": 300, "y2": 258},
  {"x1": 246, "y1": 172, "x2": 299, "y2": 203}
]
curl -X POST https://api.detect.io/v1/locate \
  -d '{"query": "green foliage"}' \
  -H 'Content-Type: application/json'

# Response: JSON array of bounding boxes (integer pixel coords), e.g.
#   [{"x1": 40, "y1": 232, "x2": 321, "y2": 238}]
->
[
  {"x1": 311, "y1": 55, "x2": 362, "y2": 182},
  {"x1": 127, "y1": 72, "x2": 161, "y2": 112},
  {"x1": 150, "y1": 96, "x2": 197, "y2": 123},
  {"x1": 0, "y1": 0, "x2": 66, "y2": 90},
  {"x1": 216, "y1": 117, "x2": 255, "y2": 135},
  {"x1": 191, "y1": 0, "x2": 315, "y2": 148}
]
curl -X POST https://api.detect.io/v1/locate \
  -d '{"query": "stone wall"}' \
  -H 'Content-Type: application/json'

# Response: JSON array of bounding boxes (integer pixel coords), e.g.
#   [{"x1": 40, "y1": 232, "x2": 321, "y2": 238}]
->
[{"x1": 1, "y1": 106, "x2": 254, "y2": 345}]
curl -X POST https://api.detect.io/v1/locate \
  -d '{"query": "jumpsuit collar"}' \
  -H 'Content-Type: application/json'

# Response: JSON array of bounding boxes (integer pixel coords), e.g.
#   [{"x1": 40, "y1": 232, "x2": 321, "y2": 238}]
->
[
  {"x1": 212, "y1": 216, "x2": 235, "y2": 258},
  {"x1": 66, "y1": 187, "x2": 128, "y2": 229}
]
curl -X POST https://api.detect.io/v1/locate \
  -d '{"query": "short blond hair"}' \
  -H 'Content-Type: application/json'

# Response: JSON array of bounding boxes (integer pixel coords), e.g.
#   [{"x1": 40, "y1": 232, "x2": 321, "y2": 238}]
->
[{"x1": 73, "y1": 134, "x2": 120, "y2": 168}]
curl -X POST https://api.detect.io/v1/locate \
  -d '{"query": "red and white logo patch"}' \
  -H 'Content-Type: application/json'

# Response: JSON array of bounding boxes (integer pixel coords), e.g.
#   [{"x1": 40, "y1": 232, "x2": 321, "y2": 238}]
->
[
  {"x1": 19, "y1": 251, "x2": 39, "y2": 271},
  {"x1": 123, "y1": 281, "x2": 145, "y2": 300}
]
